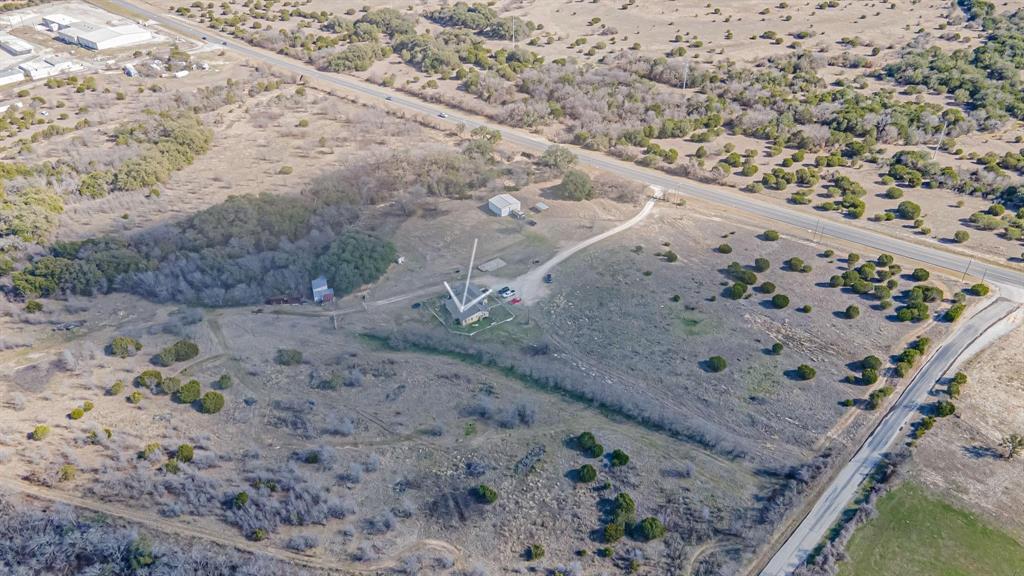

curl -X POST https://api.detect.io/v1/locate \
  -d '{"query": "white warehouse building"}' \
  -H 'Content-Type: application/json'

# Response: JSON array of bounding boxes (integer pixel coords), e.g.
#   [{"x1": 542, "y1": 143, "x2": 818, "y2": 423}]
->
[
  {"x1": 0, "y1": 34, "x2": 33, "y2": 56},
  {"x1": 42, "y1": 13, "x2": 75, "y2": 30},
  {"x1": 488, "y1": 193, "x2": 521, "y2": 217},
  {"x1": 76, "y1": 24, "x2": 152, "y2": 50},
  {"x1": 0, "y1": 67, "x2": 24, "y2": 87}
]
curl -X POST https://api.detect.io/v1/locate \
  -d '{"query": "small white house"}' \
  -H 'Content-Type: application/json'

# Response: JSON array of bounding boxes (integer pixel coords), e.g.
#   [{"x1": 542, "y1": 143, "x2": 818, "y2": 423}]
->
[{"x1": 488, "y1": 193, "x2": 520, "y2": 217}]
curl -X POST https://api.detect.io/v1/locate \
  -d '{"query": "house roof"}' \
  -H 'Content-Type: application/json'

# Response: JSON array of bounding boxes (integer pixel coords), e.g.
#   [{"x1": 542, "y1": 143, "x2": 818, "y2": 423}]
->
[
  {"x1": 445, "y1": 283, "x2": 489, "y2": 323},
  {"x1": 488, "y1": 193, "x2": 519, "y2": 210}
]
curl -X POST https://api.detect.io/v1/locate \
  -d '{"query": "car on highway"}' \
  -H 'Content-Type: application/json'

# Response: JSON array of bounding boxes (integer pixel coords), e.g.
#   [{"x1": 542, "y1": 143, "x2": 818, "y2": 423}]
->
[
  {"x1": 384, "y1": 95, "x2": 393, "y2": 101},
  {"x1": 202, "y1": 35, "x2": 207, "y2": 40},
  {"x1": 437, "y1": 112, "x2": 448, "y2": 118}
]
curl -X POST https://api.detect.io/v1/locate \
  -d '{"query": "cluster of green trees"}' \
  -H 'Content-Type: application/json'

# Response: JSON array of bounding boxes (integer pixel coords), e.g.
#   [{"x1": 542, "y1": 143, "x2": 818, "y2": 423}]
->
[
  {"x1": 883, "y1": 1, "x2": 1024, "y2": 122},
  {"x1": 156, "y1": 340, "x2": 199, "y2": 367},
  {"x1": 601, "y1": 492, "x2": 666, "y2": 544},
  {"x1": 427, "y1": 2, "x2": 536, "y2": 41}
]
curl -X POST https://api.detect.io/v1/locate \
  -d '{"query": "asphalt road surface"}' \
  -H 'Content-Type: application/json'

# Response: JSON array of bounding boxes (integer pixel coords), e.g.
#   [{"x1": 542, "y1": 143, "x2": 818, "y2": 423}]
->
[
  {"x1": 759, "y1": 297, "x2": 1020, "y2": 575},
  {"x1": 107, "y1": 0, "x2": 1023, "y2": 292}
]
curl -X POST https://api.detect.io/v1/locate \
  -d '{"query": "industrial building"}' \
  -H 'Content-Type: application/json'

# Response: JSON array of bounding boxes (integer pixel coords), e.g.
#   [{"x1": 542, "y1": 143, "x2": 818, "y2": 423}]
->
[
  {"x1": 488, "y1": 193, "x2": 521, "y2": 217},
  {"x1": 56, "y1": 21, "x2": 101, "y2": 45},
  {"x1": 75, "y1": 24, "x2": 152, "y2": 50},
  {"x1": 0, "y1": 67, "x2": 24, "y2": 87},
  {"x1": 0, "y1": 34, "x2": 33, "y2": 56},
  {"x1": 19, "y1": 57, "x2": 74, "y2": 80},
  {"x1": 42, "y1": 13, "x2": 75, "y2": 30}
]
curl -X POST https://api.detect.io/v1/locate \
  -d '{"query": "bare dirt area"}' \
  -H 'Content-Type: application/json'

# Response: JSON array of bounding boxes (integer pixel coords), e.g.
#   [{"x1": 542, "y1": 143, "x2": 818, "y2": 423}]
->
[{"x1": 907, "y1": 321, "x2": 1024, "y2": 542}]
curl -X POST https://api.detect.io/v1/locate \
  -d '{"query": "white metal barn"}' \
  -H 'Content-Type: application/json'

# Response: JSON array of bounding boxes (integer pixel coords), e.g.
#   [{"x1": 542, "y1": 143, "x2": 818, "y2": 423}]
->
[
  {"x1": 76, "y1": 24, "x2": 152, "y2": 51},
  {"x1": 0, "y1": 67, "x2": 24, "y2": 86},
  {"x1": 42, "y1": 13, "x2": 75, "y2": 30},
  {"x1": 0, "y1": 34, "x2": 33, "y2": 56},
  {"x1": 488, "y1": 193, "x2": 520, "y2": 217}
]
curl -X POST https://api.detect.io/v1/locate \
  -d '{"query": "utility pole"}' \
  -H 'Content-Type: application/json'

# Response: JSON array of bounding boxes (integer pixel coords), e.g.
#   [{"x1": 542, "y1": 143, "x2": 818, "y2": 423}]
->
[
  {"x1": 512, "y1": 16, "x2": 516, "y2": 50},
  {"x1": 961, "y1": 258, "x2": 973, "y2": 282},
  {"x1": 932, "y1": 120, "x2": 947, "y2": 159},
  {"x1": 682, "y1": 60, "x2": 689, "y2": 90}
]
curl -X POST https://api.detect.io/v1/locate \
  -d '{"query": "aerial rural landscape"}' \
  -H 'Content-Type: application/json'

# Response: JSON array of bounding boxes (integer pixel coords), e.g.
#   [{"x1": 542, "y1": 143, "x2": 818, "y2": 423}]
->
[{"x1": 0, "y1": 0, "x2": 1021, "y2": 573}]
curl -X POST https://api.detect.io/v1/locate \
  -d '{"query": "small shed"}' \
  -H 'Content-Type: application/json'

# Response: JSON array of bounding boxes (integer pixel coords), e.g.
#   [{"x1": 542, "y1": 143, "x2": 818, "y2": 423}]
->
[
  {"x1": 532, "y1": 202, "x2": 549, "y2": 213},
  {"x1": 488, "y1": 194, "x2": 520, "y2": 217},
  {"x1": 311, "y1": 276, "x2": 334, "y2": 303}
]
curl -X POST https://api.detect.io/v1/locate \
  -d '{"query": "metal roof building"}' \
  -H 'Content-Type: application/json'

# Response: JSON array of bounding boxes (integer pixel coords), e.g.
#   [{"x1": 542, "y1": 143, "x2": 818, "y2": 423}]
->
[
  {"x1": 75, "y1": 24, "x2": 152, "y2": 51},
  {"x1": 0, "y1": 67, "x2": 24, "y2": 86},
  {"x1": 0, "y1": 34, "x2": 33, "y2": 56},
  {"x1": 488, "y1": 193, "x2": 520, "y2": 217},
  {"x1": 42, "y1": 13, "x2": 76, "y2": 30}
]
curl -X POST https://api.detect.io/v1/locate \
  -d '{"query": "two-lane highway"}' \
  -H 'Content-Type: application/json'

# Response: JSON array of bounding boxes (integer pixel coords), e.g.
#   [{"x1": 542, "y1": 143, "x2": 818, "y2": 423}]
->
[
  {"x1": 105, "y1": 0, "x2": 1023, "y2": 291},
  {"x1": 759, "y1": 298, "x2": 1020, "y2": 575}
]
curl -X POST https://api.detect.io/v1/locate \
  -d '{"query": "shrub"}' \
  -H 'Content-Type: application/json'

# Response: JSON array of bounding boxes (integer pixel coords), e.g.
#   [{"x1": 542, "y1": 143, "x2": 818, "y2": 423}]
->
[
  {"x1": 107, "y1": 380, "x2": 125, "y2": 396},
  {"x1": 82, "y1": 401, "x2": 94, "y2": 412},
  {"x1": 136, "y1": 370, "x2": 163, "y2": 389},
  {"x1": 868, "y1": 386, "x2": 894, "y2": 409},
  {"x1": 944, "y1": 303, "x2": 965, "y2": 322},
  {"x1": 58, "y1": 464, "x2": 77, "y2": 482},
  {"x1": 176, "y1": 444, "x2": 194, "y2": 463},
  {"x1": 771, "y1": 342, "x2": 783, "y2": 355},
  {"x1": 527, "y1": 544, "x2": 545, "y2": 561},
  {"x1": 845, "y1": 304, "x2": 860, "y2": 319},
  {"x1": 275, "y1": 349, "x2": 303, "y2": 366},
  {"x1": 718, "y1": 243, "x2": 733, "y2": 254},
  {"x1": 174, "y1": 380, "x2": 201, "y2": 404},
  {"x1": 758, "y1": 281, "x2": 776, "y2": 294},
  {"x1": 754, "y1": 257, "x2": 770, "y2": 272},
  {"x1": 250, "y1": 528, "x2": 268, "y2": 542},
  {"x1": 862, "y1": 355, "x2": 882, "y2": 370},
  {"x1": 861, "y1": 368, "x2": 879, "y2": 385},
  {"x1": 474, "y1": 484, "x2": 498, "y2": 504},
  {"x1": 953, "y1": 230, "x2": 969, "y2": 243},
  {"x1": 557, "y1": 169, "x2": 594, "y2": 201},
  {"x1": 612, "y1": 492, "x2": 636, "y2": 521},
  {"x1": 885, "y1": 187, "x2": 903, "y2": 199},
  {"x1": 799, "y1": 304, "x2": 812, "y2": 313},
  {"x1": 233, "y1": 491, "x2": 249, "y2": 508},
  {"x1": 936, "y1": 400, "x2": 956, "y2": 417},
  {"x1": 603, "y1": 521, "x2": 625, "y2": 543},
  {"x1": 632, "y1": 517, "x2": 667, "y2": 541},
  {"x1": 911, "y1": 268, "x2": 929, "y2": 281},
  {"x1": 577, "y1": 464, "x2": 597, "y2": 482},
  {"x1": 215, "y1": 374, "x2": 233, "y2": 389},
  {"x1": 897, "y1": 201, "x2": 922, "y2": 220},
  {"x1": 31, "y1": 425, "x2": 50, "y2": 440},
  {"x1": 763, "y1": 230, "x2": 780, "y2": 241},
  {"x1": 159, "y1": 377, "x2": 182, "y2": 395},
  {"x1": 127, "y1": 391, "x2": 143, "y2": 404},
  {"x1": 796, "y1": 364, "x2": 816, "y2": 380},
  {"x1": 157, "y1": 340, "x2": 199, "y2": 366},
  {"x1": 707, "y1": 356, "x2": 727, "y2": 372},
  {"x1": 727, "y1": 282, "x2": 748, "y2": 299},
  {"x1": 69, "y1": 407, "x2": 84, "y2": 420},
  {"x1": 25, "y1": 300, "x2": 43, "y2": 313},
  {"x1": 969, "y1": 283, "x2": 989, "y2": 297},
  {"x1": 200, "y1": 391, "x2": 225, "y2": 414},
  {"x1": 609, "y1": 449, "x2": 630, "y2": 467},
  {"x1": 771, "y1": 294, "x2": 790, "y2": 308},
  {"x1": 110, "y1": 336, "x2": 143, "y2": 358}
]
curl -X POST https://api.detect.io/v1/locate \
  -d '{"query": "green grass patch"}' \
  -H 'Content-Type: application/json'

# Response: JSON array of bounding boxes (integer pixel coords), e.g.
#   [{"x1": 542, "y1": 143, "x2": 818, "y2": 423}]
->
[
  {"x1": 670, "y1": 310, "x2": 718, "y2": 337},
  {"x1": 838, "y1": 482, "x2": 1024, "y2": 576}
]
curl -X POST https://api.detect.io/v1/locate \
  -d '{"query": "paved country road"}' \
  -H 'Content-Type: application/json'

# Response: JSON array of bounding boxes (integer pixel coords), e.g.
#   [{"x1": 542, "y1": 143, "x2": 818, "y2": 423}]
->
[
  {"x1": 759, "y1": 297, "x2": 1021, "y2": 575},
  {"x1": 103, "y1": 0, "x2": 1023, "y2": 292}
]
